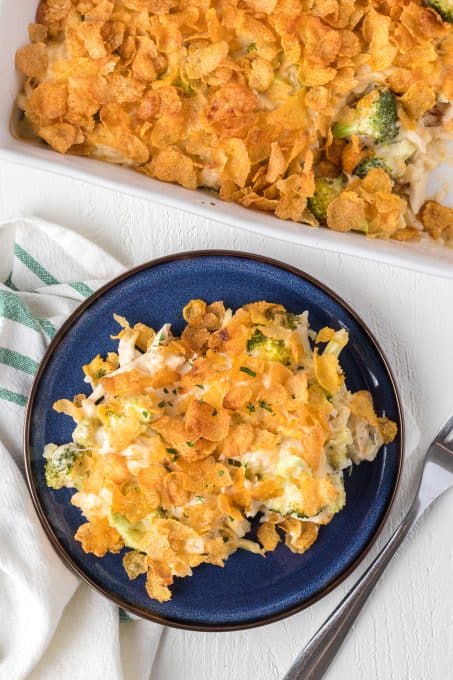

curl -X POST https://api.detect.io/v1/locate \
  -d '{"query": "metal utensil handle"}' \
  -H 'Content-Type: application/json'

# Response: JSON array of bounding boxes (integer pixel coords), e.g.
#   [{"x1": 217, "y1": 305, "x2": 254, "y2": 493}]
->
[{"x1": 283, "y1": 502, "x2": 419, "y2": 680}]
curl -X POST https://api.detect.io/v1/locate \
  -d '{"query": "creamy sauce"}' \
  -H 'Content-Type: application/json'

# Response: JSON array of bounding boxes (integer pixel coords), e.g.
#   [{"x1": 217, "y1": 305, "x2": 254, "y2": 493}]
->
[
  {"x1": 90, "y1": 144, "x2": 137, "y2": 166},
  {"x1": 43, "y1": 42, "x2": 67, "y2": 82},
  {"x1": 198, "y1": 167, "x2": 221, "y2": 189}
]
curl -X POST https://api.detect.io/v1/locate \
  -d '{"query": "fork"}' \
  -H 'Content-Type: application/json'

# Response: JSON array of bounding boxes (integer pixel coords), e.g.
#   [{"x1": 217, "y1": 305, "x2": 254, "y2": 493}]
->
[{"x1": 283, "y1": 415, "x2": 453, "y2": 680}]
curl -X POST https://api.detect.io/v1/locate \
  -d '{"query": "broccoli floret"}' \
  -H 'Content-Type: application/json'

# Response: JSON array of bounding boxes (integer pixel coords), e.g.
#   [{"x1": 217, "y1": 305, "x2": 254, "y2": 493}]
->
[
  {"x1": 44, "y1": 443, "x2": 86, "y2": 490},
  {"x1": 307, "y1": 176, "x2": 344, "y2": 223},
  {"x1": 353, "y1": 157, "x2": 391, "y2": 179},
  {"x1": 333, "y1": 89, "x2": 399, "y2": 144},
  {"x1": 354, "y1": 139, "x2": 416, "y2": 179},
  {"x1": 271, "y1": 310, "x2": 300, "y2": 330},
  {"x1": 110, "y1": 512, "x2": 146, "y2": 550},
  {"x1": 247, "y1": 329, "x2": 292, "y2": 364},
  {"x1": 281, "y1": 312, "x2": 299, "y2": 330},
  {"x1": 425, "y1": 0, "x2": 453, "y2": 22}
]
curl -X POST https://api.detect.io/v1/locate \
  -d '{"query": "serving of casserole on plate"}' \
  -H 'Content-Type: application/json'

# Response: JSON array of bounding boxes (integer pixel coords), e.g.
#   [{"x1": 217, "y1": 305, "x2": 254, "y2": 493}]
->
[
  {"x1": 42, "y1": 298, "x2": 396, "y2": 603},
  {"x1": 25, "y1": 252, "x2": 403, "y2": 628}
]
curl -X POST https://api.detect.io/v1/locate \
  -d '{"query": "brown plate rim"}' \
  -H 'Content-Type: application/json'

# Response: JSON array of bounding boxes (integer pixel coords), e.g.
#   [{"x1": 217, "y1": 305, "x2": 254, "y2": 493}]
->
[{"x1": 24, "y1": 249, "x2": 404, "y2": 632}]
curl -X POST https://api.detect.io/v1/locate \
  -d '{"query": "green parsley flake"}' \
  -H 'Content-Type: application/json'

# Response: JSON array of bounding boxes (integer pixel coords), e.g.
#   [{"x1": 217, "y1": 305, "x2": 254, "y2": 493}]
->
[
  {"x1": 227, "y1": 458, "x2": 241, "y2": 467},
  {"x1": 259, "y1": 399, "x2": 273, "y2": 413},
  {"x1": 240, "y1": 366, "x2": 256, "y2": 377}
]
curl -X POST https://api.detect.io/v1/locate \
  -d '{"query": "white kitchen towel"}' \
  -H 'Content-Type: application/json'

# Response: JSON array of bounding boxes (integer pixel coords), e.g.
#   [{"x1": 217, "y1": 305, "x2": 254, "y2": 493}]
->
[{"x1": 0, "y1": 217, "x2": 162, "y2": 680}]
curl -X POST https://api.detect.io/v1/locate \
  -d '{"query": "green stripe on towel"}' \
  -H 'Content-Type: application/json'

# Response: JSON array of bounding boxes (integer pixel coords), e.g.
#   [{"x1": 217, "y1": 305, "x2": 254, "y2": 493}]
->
[
  {"x1": 0, "y1": 388, "x2": 28, "y2": 406},
  {"x1": 0, "y1": 347, "x2": 38, "y2": 375},
  {"x1": 4, "y1": 272, "x2": 19, "y2": 291},
  {"x1": 37, "y1": 317, "x2": 57, "y2": 338},
  {"x1": 0, "y1": 291, "x2": 56, "y2": 338},
  {"x1": 0, "y1": 290, "x2": 39, "y2": 332},
  {"x1": 14, "y1": 243, "x2": 93, "y2": 299},
  {"x1": 70, "y1": 281, "x2": 94, "y2": 298},
  {"x1": 14, "y1": 243, "x2": 59, "y2": 286}
]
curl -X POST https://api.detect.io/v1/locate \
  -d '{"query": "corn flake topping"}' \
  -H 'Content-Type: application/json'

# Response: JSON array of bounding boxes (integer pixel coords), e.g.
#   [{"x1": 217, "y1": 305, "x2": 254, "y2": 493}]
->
[{"x1": 14, "y1": 0, "x2": 453, "y2": 245}]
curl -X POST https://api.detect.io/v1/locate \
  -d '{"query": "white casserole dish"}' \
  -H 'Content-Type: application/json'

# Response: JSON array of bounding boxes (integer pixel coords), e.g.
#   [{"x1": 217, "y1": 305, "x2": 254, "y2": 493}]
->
[{"x1": 1, "y1": 0, "x2": 452, "y2": 278}]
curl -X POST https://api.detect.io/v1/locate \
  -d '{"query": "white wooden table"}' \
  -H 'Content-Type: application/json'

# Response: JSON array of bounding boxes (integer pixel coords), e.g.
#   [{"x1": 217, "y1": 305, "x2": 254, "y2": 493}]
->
[{"x1": 1, "y1": 159, "x2": 452, "y2": 680}]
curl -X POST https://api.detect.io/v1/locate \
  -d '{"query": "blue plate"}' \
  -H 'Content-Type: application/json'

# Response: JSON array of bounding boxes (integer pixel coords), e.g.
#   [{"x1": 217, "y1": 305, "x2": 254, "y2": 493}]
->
[{"x1": 25, "y1": 252, "x2": 403, "y2": 630}]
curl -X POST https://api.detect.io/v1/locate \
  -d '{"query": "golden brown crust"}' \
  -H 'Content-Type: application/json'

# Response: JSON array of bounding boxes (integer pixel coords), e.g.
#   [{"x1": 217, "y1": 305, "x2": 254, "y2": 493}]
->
[
  {"x1": 419, "y1": 200, "x2": 453, "y2": 241},
  {"x1": 14, "y1": 0, "x2": 452, "y2": 243}
]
